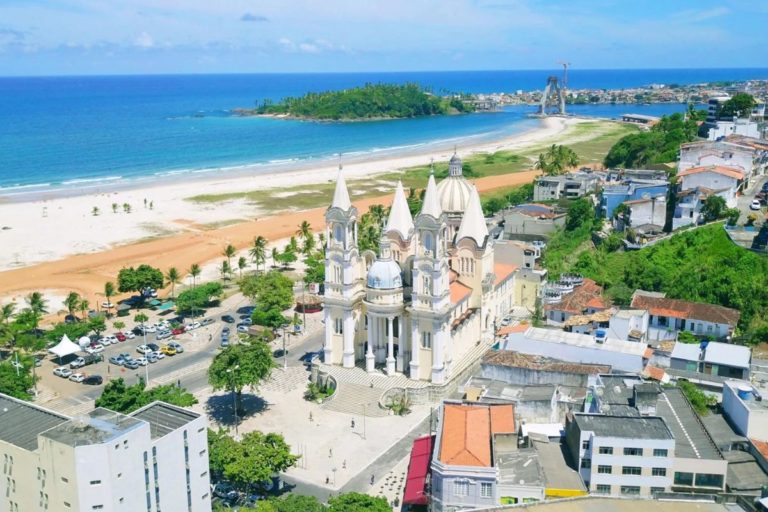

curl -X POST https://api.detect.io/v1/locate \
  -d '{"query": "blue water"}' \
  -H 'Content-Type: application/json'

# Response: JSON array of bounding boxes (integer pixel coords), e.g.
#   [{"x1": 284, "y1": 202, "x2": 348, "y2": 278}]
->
[{"x1": 1, "y1": 69, "x2": 766, "y2": 193}]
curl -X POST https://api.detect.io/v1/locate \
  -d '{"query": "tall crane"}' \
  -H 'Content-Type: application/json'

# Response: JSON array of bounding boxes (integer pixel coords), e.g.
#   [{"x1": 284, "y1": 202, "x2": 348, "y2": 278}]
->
[{"x1": 558, "y1": 61, "x2": 571, "y2": 90}]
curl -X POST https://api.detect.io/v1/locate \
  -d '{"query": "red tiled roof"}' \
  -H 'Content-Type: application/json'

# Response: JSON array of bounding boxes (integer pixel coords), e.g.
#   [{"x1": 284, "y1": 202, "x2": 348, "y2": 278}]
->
[
  {"x1": 631, "y1": 294, "x2": 740, "y2": 326},
  {"x1": 644, "y1": 347, "x2": 654, "y2": 359},
  {"x1": 497, "y1": 324, "x2": 529, "y2": 336},
  {"x1": 677, "y1": 165, "x2": 745, "y2": 180},
  {"x1": 403, "y1": 435, "x2": 434, "y2": 506},
  {"x1": 751, "y1": 439, "x2": 768, "y2": 461},
  {"x1": 545, "y1": 278, "x2": 609, "y2": 315},
  {"x1": 494, "y1": 262, "x2": 518, "y2": 287},
  {"x1": 439, "y1": 403, "x2": 514, "y2": 467},
  {"x1": 642, "y1": 365, "x2": 667, "y2": 382},
  {"x1": 450, "y1": 281, "x2": 472, "y2": 305}
]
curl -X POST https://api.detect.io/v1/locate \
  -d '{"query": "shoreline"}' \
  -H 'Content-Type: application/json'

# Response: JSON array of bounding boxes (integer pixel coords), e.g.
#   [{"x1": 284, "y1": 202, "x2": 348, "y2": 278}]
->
[{"x1": 0, "y1": 115, "x2": 611, "y2": 306}]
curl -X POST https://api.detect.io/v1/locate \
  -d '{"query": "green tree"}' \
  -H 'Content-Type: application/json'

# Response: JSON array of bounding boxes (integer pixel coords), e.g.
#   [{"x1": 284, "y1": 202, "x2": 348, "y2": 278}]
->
[
  {"x1": 700, "y1": 195, "x2": 727, "y2": 222},
  {"x1": 78, "y1": 298, "x2": 90, "y2": 321},
  {"x1": 271, "y1": 248, "x2": 279, "y2": 268},
  {"x1": 303, "y1": 252, "x2": 325, "y2": 285},
  {"x1": 241, "y1": 271, "x2": 294, "y2": 328},
  {"x1": 95, "y1": 378, "x2": 198, "y2": 414},
  {"x1": 269, "y1": 495, "x2": 325, "y2": 512},
  {"x1": 188, "y1": 263, "x2": 202, "y2": 288},
  {"x1": 565, "y1": 198, "x2": 595, "y2": 232},
  {"x1": 104, "y1": 281, "x2": 115, "y2": 308},
  {"x1": 63, "y1": 292, "x2": 81, "y2": 320},
  {"x1": 327, "y1": 492, "x2": 390, "y2": 512},
  {"x1": 176, "y1": 282, "x2": 223, "y2": 316},
  {"x1": 280, "y1": 245, "x2": 297, "y2": 269},
  {"x1": 134, "y1": 312, "x2": 149, "y2": 330},
  {"x1": 221, "y1": 260, "x2": 232, "y2": 281},
  {"x1": 223, "y1": 244, "x2": 237, "y2": 268},
  {"x1": 165, "y1": 267, "x2": 181, "y2": 298},
  {"x1": 718, "y1": 93, "x2": 756, "y2": 119},
  {"x1": 25, "y1": 291, "x2": 48, "y2": 316},
  {"x1": 678, "y1": 380, "x2": 716, "y2": 416},
  {"x1": 0, "y1": 358, "x2": 36, "y2": 400},
  {"x1": 237, "y1": 256, "x2": 247, "y2": 279},
  {"x1": 605, "y1": 113, "x2": 698, "y2": 168},
  {"x1": 89, "y1": 315, "x2": 107, "y2": 336},
  {"x1": 117, "y1": 264, "x2": 164, "y2": 296},
  {"x1": 113, "y1": 320, "x2": 126, "y2": 332},
  {"x1": 535, "y1": 144, "x2": 579, "y2": 176},
  {"x1": 208, "y1": 343, "x2": 275, "y2": 415},
  {"x1": 249, "y1": 236, "x2": 268, "y2": 272},
  {"x1": 207, "y1": 428, "x2": 298, "y2": 492},
  {"x1": 92, "y1": 206, "x2": 100, "y2": 216}
]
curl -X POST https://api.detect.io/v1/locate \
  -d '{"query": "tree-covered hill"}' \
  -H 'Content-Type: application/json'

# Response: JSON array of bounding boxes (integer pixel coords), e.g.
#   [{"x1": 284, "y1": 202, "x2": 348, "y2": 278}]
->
[
  {"x1": 603, "y1": 112, "x2": 698, "y2": 168},
  {"x1": 569, "y1": 224, "x2": 768, "y2": 338},
  {"x1": 244, "y1": 83, "x2": 474, "y2": 120}
]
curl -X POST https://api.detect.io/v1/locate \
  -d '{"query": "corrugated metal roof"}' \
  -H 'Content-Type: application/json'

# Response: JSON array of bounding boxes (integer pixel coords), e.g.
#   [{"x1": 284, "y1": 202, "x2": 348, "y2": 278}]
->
[{"x1": 0, "y1": 394, "x2": 69, "y2": 451}]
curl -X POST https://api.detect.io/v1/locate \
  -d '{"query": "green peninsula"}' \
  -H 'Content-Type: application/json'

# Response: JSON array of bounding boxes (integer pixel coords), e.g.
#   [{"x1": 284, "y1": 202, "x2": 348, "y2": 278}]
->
[{"x1": 238, "y1": 83, "x2": 475, "y2": 121}]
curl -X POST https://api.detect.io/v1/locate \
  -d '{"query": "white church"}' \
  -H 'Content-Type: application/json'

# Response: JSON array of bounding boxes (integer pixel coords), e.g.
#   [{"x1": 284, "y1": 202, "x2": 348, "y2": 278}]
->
[{"x1": 322, "y1": 154, "x2": 519, "y2": 384}]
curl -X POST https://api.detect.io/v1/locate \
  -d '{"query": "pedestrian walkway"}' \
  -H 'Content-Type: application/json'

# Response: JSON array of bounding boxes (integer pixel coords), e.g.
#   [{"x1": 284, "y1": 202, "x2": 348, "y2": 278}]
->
[
  {"x1": 322, "y1": 383, "x2": 390, "y2": 417},
  {"x1": 260, "y1": 366, "x2": 308, "y2": 393}
]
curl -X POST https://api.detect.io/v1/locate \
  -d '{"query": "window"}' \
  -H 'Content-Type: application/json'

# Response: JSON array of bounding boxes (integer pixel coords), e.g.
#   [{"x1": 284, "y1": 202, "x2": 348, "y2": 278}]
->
[
  {"x1": 623, "y1": 447, "x2": 642, "y2": 456},
  {"x1": 92, "y1": 506, "x2": 104, "y2": 511},
  {"x1": 598, "y1": 446, "x2": 613, "y2": 455},
  {"x1": 423, "y1": 275, "x2": 432, "y2": 296},
  {"x1": 620, "y1": 486, "x2": 641, "y2": 496},
  {"x1": 622, "y1": 466, "x2": 641, "y2": 476},
  {"x1": 674, "y1": 472, "x2": 694, "y2": 486},
  {"x1": 652, "y1": 467, "x2": 667, "y2": 477},
  {"x1": 653, "y1": 449, "x2": 668, "y2": 457},
  {"x1": 334, "y1": 318, "x2": 343, "y2": 335},
  {"x1": 64, "y1": 503, "x2": 71, "y2": 509},
  {"x1": 123, "y1": 440, "x2": 128, "y2": 449},
  {"x1": 651, "y1": 487, "x2": 665, "y2": 494},
  {"x1": 480, "y1": 483, "x2": 492, "y2": 498},
  {"x1": 453, "y1": 481, "x2": 469, "y2": 497},
  {"x1": 90, "y1": 480, "x2": 101, "y2": 485},
  {"x1": 580, "y1": 459, "x2": 591, "y2": 469},
  {"x1": 597, "y1": 465, "x2": 612, "y2": 474},
  {"x1": 582, "y1": 440, "x2": 590, "y2": 450},
  {"x1": 421, "y1": 331, "x2": 432, "y2": 349},
  {"x1": 199, "y1": 450, "x2": 206, "y2": 457},
  {"x1": 60, "y1": 477, "x2": 68, "y2": 483},
  {"x1": 595, "y1": 484, "x2": 611, "y2": 494},
  {"x1": 694, "y1": 473, "x2": 724, "y2": 488}
]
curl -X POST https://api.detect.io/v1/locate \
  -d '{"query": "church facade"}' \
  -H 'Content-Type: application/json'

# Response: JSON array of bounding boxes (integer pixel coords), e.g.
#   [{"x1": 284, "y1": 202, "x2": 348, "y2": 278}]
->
[{"x1": 322, "y1": 155, "x2": 518, "y2": 384}]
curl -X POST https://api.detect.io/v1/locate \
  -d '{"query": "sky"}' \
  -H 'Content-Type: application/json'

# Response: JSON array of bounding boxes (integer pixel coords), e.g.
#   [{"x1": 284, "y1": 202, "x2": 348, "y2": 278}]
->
[{"x1": 0, "y1": 0, "x2": 767, "y2": 76}]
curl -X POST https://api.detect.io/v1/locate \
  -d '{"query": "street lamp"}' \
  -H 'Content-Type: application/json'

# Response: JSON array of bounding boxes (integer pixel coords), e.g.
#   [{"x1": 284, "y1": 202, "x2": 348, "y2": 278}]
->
[
  {"x1": 227, "y1": 365, "x2": 241, "y2": 437},
  {"x1": 281, "y1": 324, "x2": 289, "y2": 370}
]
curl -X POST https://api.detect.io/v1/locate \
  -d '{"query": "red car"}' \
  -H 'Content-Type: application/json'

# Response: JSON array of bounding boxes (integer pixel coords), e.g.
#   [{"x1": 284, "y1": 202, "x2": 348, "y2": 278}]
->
[
  {"x1": 172, "y1": 327, "x2": 185, "y2": 336},
  {"x1": 115, "y1": 332, "x2": 127, "y2": 342}
]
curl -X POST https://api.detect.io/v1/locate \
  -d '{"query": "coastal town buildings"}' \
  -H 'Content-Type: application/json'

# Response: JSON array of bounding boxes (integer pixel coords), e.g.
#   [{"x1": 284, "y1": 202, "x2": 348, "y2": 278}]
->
[
  {"x1": 502, "y1": 203, "x2": 566, "y2": 240},
  {"x1": 670, "y1": 341, "x2": 751, "y2": 380},
  {"x1": 722, "y1": 380, "x2": 768, "y2": 441},
  {"x1": 532, "y1": 171, "x2": 601, "y2": 202},
  {"x1": 0, "y1": 394, "x2": 210, "y2": 512},
  {"x1": 322, "y1": 154, "x2": 519, "y2": 383},
  {"x1": 599, "y1": 179, "x2": 669, "y2": 220}
]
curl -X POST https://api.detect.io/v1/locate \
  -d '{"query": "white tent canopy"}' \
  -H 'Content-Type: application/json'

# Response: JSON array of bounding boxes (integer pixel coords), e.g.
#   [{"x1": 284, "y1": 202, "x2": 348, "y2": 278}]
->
[{"x1": 48, "y1": 334, "x2": 82, "y2": 358}]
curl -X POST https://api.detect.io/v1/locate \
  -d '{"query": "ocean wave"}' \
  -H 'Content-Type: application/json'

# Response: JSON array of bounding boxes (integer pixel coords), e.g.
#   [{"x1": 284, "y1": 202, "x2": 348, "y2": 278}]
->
[
  {"x1": 60, "y1": 176, "x2": 123, "y2": 186},
  {"x1": 0, "y1": 182, "x2": 53, "y2": 191}
]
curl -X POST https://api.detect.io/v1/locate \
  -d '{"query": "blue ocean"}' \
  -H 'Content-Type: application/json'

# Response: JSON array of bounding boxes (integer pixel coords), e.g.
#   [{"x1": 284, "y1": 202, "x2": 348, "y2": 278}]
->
[{"x1": 0, "y1": 68, "x2": 767, "y2": 193}]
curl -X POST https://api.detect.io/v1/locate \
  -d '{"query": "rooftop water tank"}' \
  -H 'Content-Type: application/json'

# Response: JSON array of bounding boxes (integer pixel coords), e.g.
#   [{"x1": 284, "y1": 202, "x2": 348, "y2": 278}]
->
[{"x1": 737, "y1": 384, "x2": 753, "y2": 400}]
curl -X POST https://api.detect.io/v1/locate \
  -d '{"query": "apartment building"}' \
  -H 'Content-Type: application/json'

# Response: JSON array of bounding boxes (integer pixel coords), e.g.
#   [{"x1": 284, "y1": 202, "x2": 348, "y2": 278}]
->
[{"x1": 0, "y1": 394, "x2": 211, "y2": 512}]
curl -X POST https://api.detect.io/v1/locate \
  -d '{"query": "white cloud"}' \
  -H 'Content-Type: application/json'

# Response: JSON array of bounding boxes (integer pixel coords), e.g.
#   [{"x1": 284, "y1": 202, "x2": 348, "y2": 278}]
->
[
  {"x1": 298, "y1": 42, "x2": 319, "y2": 54},
  {"x1": 134, "y1": 31, "x2": 154, "y2": 48}
]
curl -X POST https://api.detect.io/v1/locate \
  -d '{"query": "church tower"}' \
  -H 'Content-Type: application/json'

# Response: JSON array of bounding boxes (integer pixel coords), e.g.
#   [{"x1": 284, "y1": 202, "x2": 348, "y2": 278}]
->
[
  {"x1": 409, "y1": 171, "x2": 452, "y2": 384},
  {"x1": 323, "y1": 167, "x2": 364, "y2": 367}
]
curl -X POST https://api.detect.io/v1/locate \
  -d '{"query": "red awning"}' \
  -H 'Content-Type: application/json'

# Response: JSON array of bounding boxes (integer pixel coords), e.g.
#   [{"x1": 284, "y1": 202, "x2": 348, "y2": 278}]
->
[{"x1": 402, "y1": 434, "x2": 434, "y2": 506}]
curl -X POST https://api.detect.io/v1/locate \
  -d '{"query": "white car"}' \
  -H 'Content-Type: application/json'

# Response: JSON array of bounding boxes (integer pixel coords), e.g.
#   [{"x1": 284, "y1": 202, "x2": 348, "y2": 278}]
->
[
  {"x1": 125, "y1": 331, "x2": 136, "y2": 339},
  {"x1": 751, "y1": 199, "x2": 762, "y2": 211},
  {"x1": 136, "y1": 344, "x2": 153, "y2": 355},
  {"x1": 54, "y1": 366, "x2": 72, "y2": 378},
  {"x1": 98, "y1": 336, "x2": 112, "y2": 346},
  {"x1": 134, "y1": 357, "x2": 148, "y2": 366},
  {"x1": 186, "y1": 321, "x2": 201, "y2": 330},
  {"x1": 69, "y1": 373, "x2": 85, "y2": 383},
  {"x1": 101, "y1": 301, "x2": 114, "y2": 309},
  {"x1": 86, "y1": 344, "x2": 104, "y2": 354},
  {"x1": 152, "y1": 350, "x2": 166, "y2": 360},
  {"x1": 140, "y1": 325, "x2": 156, "y2": 333}
]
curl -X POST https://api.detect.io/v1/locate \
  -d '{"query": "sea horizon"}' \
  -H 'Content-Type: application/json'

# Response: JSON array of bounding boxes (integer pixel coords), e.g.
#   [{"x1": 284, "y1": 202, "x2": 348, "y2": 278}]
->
[{"x1": 1, "y1": 68, "x2": 766, "y2": 195}]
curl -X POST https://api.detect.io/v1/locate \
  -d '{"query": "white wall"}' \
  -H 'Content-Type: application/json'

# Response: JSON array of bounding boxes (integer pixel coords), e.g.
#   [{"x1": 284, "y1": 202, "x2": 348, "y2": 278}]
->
[
  {"x1": 679, "y1": 172, "x2": 738, "y2": 207},
  {"x1": 503, "y1": 336, "x2": 645, "y2": 373},
  {"x1": 722, "y1": 381, "x2": 768, "y2": 440}
]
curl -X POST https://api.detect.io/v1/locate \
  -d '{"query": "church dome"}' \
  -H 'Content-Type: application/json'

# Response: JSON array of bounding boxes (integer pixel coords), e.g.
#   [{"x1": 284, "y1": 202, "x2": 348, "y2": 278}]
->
[
  {"x1": 437, "y1": 175, "x2": 474, "y2": 214},
  {"x1": 366, "y1": 259, "x2": 403, "y2": 290}
]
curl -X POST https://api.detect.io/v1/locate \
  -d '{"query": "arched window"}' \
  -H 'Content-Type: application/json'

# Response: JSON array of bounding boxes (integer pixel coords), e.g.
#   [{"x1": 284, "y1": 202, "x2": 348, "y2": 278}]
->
[
  {"x1": 334, "y1": 265, "x2": 342, "y2": 283},
  {"x1": 334, "y1": 224, "x2": 344, "y2": 244},
  {"x1": 423, "y1": 275, "x2": 432, "y2": 296},
  {"x1": 423, "y1": 232, "x2": 434, "y2": 255}
]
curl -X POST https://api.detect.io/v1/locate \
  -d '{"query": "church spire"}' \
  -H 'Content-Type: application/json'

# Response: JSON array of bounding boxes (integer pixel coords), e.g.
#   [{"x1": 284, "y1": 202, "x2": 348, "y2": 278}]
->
[
  {"x1": 419, "y1": 169, "x2": 442, "y2": 219},
  {"x1": 331, "y1": 163, "x2": 352, "y2": 211},
  {"x1": 385, "y1": 181, "x2": 414, "y2": 239},
  {"x1": 456, "y1": 185, "x2": 489, "y2": 247}
]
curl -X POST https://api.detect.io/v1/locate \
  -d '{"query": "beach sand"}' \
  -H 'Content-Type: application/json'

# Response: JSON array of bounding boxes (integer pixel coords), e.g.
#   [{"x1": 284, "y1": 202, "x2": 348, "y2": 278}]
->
[{"x1": 0, "y1": 116, "x2": 595, "y2": 307}]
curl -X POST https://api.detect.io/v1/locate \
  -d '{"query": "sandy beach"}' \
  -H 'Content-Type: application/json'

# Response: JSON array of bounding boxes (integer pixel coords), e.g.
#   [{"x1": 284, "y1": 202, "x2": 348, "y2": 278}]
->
[{"x1": 0, "y1": 115, "x2": 598, "y2": 308}]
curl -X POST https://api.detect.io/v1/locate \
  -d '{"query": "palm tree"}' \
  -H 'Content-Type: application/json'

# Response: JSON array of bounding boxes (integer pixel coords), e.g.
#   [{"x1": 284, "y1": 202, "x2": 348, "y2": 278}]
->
[
  {"x1": 297, "y1": 220, "x2": 313, "y2": 243},
  {"x1": 64, "y1": 292, "x2": 81, "y2": 320},
  {"x1": 113, "y1": 320, "x2": 125, "y2": 332},
  {"x1": 112, "y1": 203, "x2": 118, "y2": 214},
  {"x1": 288, "y1": 236, "x2": 299, "y2": 254},
  {"x1": 223, "y1": 244, "x2": 237, "y2": 268},
  {"x1": 134, "y1": 313, "x2": 148, "y2": 329},
  {"x1": 165, "y1": 267, "x2": 181, "y2": 298},
  {"x1": 188, "y1": 264, "x2": 201, "y2": 288},
  {"x1": 318, "y1": 232, "x2": 326, "y2": 249},
  {"x1": 220, "y1": 260, "x2": 231, "y2": 280},
  {"x1": 301, "y1": 235, "x2": 316, "y2": 257},
  {"x1": 237, "y1": 257, "x2": 247, "y2": 279},
  {"x1": 78, "y1": 298, "x2": 90, "y2": 321},
  {"x1": 271, "y1": 248, "x2": 279, "y2": 268},
  {"x1": 249, "y1": 236, "x2": 268, "y2": 272},
  {"x1": 92, "y1": 206, "x2": 100, "y2": 216},
  {"x1": 0, "y1": 303, "x2": 15, "y2": 328},
  {"x1": 104, "y1": 281, "x2": 115, "y2": 308},
  {"x1": 25, "y1": 292, "x2": 48, "y2": 316}
]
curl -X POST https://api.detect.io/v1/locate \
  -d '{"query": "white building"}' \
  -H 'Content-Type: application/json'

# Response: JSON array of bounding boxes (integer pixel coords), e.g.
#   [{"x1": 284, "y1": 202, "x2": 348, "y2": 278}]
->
[
  {"x1": 722, "y1": 380, "x2": 768, "y2": 441},
  {"x1": 565, "y1": 413, "x2": 675, "y2": 497},
  {"x1": 322, "y1": 154, "x2": 518, "y2": 383},
  {"x1": 606, "y1": 309, "x2": 649, "y2": 343},
  {"x1": 670, "y1": 341, "x2": 751, "y2": 380},
  {"x1": 676, "y1": 165, "x2": 743, "y2": 208},
  {"x1": 679, "y1": 141, "x2": 754, "y2": 180},
  {"x1": 501, "y1": 327, "x2": 649, "y2": 373},
  {"x1": 0, "y1": 395, "x2": 210, "y2": 512},
  {"x1": 621, "y1": 196, "x2": 667, "y2": 229}
]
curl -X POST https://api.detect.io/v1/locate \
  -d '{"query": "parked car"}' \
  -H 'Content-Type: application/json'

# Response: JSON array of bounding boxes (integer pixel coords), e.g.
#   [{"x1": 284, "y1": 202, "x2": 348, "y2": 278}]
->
[
  {"x1": 201, "y1": 318, "x2": 214, "y2": 326},
  {"x1": 146, "y1": 353, "x2": 158, "y2": 363},
  {"x1": 186, "y1": 321, "x2": 201, "y2": 330},
  {"x1": 118, "y1": 352, "x2": 131, "y2": 360},
  {"x1": 762, "y1": 182, "x2": 768, "y2": 193},
  {"x1": 152, "y1": 350, "x2": 165, "y2": 360},
  {"x1": 239, "y1": 317, "x2": 253, "y2": 326},
  {"x1": 156, "y1": 330, "x2": 172, "y2": 340},
  {"x1": 147, "y1": 343, "x2": 160, "y2": 352},
  {"x1": 69, "y1": 373, "x2": 85, "y2": 383},
  {"x1": 167, "y1": 341, "x2": 184, "y2": 353},
  {"x1": 109, "y1": 355, "x2": 126, "y2": 366},
  {"x1": 222, "y1": 327, "x2": 230, "y2": 335},
  {"x1": 70, "y1": 354, "x2": 103, "y2": 369},
  {"x1": 751, "y1": 199, "x2": 762, "y2": 210},
  {"x1": 160, "y1": 345, "x2": 177, "y2": 356},
  {"x1": 86, "y1": 344, "x2": 104, "y2": 354},
  {"x1": 220, "y1": 338, "x2": 230, "y2": 348},
  {"x1": 136, "y1": 345, "x2": 153, "y2": 355},
  {"x1": 101, "y1": 301, "x2": 114, "y2": 309},
  {"x1": 237, "y1": 324, "x2": 249, "y2": 333},
  {"x1": 139, "y1": 324, "x2": 156, "y2": 334},
  {"x1": 236, "y1": 306, "x2": 255, "y2": 315},
  {"x1": 82, "y1": 375, "x2": 103, "y2": 386},
  {"x1": 221, "y1": 315, "x2": 235, "y2": 323},
  {"x1": 125, "y1": 331, "x2": 136, "y2": 340},
  {"x1": 135, "y1": 357, "x2": 149, "y2": 366},
  {"x1": 54, "y1": 366, "x2": 73, "y2": 378},
  {"x1": 123, "y1": 360, "x2": 140, "y2": 370},
  {"x1": 98, "y1": 336, "x2": 114, "y2": 346},
  {"x1": 115, "y1": 332, "x2": 127, "y2": 342},
  {"x1": 172, "y1": 327, "x2": 185, "y2": 336}
]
